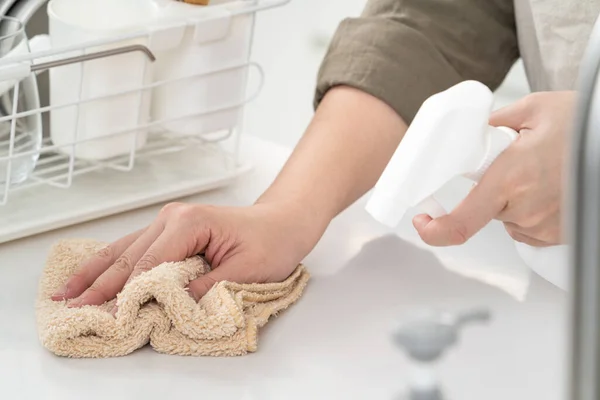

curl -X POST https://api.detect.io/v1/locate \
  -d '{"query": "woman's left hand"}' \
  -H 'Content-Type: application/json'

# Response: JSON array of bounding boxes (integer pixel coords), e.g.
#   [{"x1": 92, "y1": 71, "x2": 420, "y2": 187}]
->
[{"x1": 413, "y1": 91, "x2": 575, "y2": 247}]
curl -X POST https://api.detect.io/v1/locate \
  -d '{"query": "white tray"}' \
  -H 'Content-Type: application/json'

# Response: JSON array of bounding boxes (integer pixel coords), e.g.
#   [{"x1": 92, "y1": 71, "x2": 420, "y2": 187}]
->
[{"x1": 0, "y1": 140, "x2": 251, "y2": 243}]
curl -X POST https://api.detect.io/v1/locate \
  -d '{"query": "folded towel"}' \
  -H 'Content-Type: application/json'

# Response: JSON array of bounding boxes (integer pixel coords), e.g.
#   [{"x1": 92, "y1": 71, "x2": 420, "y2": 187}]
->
[{"x1": 36, "y1": 239, "x2": 309, "y2": 358}]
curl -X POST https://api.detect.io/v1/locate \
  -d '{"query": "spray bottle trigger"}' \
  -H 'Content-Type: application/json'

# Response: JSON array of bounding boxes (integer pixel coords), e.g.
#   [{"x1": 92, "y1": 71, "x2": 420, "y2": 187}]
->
[{"x1": 416, "y1": 195, "x2": 447, "y2": 219}]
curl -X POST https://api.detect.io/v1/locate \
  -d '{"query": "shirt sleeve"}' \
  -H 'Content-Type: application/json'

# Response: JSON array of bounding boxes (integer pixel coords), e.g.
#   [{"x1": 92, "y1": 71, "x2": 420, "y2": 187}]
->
[{"x1": 314, "y1": 0, "x2": 519, "y2": 124}]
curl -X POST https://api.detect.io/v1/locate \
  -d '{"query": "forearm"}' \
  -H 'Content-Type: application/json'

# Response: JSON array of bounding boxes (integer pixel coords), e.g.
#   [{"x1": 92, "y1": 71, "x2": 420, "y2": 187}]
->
[{"x1": 257, "y1": 86, "x2": 407, "y2": 227}]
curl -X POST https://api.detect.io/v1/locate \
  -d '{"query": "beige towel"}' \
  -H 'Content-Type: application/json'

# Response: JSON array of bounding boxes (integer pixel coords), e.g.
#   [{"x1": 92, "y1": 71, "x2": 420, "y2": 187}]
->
[{"x1": 36, "y1": 239, "x2": 309, "y2": 358}]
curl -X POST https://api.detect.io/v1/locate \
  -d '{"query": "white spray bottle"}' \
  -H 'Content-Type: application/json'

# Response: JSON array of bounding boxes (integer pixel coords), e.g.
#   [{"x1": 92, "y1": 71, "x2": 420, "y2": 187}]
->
[{"x1": 365, "y1": 80, "x2": 569, "y2": 290}]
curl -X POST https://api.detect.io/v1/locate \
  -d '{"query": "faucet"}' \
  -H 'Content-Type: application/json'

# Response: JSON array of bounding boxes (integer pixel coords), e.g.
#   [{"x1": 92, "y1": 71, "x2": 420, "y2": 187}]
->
[
  {"x1": 392, "y1": 307, "x2": 491, "y2": 400},
  {"x1": 390, "y1": 16, "x2": 600, "y2": 398},
  {"x1": 568, "y1": 16, "x2": 600, "y2": 400}
]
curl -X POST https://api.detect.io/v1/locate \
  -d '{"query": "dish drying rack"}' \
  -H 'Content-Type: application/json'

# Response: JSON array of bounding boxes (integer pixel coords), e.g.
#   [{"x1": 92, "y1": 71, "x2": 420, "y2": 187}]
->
[{"x1": 0, "y1": 0, "x2": 288, "y2": 244}]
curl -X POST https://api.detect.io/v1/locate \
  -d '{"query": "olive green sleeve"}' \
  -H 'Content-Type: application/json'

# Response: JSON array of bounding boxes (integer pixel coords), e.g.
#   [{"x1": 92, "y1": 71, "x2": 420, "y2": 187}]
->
[{"x1": 314, "y1": 0, "x2": 519, "y2": 124}]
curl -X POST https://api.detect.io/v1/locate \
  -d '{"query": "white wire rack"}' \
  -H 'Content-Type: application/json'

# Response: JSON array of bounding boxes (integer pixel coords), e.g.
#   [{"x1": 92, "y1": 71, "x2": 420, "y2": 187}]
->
[{"x1": 0, "y1": 0, "x2": 289, "y2": 243}]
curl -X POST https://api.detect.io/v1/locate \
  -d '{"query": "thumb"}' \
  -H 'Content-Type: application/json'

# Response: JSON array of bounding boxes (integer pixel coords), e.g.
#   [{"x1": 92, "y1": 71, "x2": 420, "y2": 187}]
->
[
  {"x1": 413, "y1": 163, "x2": 509, "y2": 246},
  {"x1": 489, "y1": 97, "x2": 532, "y2": 131},
  {"x1": 187, "y1": 258, "x2": 243, "y2": 301}
]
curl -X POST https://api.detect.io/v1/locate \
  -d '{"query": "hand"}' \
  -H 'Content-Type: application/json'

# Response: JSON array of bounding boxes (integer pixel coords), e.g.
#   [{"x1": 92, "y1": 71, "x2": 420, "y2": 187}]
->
[
  {"x1": 52, "y1": 201, "x2": 324, "y2": 306},
  {"x1": 412, "y1": 91, "x2": 575, "y2": 247}
]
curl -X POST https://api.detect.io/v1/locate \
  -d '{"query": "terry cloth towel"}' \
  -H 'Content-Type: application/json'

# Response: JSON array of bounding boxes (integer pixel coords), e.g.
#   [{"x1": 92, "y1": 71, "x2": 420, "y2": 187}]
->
[{"x1": 36, "y1": 239, "x2": 309, "y2": 358}]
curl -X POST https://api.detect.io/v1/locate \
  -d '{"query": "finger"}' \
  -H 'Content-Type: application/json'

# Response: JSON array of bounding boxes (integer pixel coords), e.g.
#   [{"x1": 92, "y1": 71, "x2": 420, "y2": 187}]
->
[
  {"x1": 413, "y1": 169, "x2": 508, "y2": 246},
  {"x1": 109, "y1": 225, "x2": 210, "y2": 314},
  {"x1": 187, "y1": 262, "x2": 238, "y2": 302},
  {"x1": 52, "y1": 228, "x2": 144, "y2": 301},
  {"x1": 68, "y1": 224, "x2": 163, "y2": 307},
  {"x1": 125, "y1": 225, "x2": 200, "y2": 287},
  {"x1": 489, "y1": 98, "x2": 532, "y2": 130}
]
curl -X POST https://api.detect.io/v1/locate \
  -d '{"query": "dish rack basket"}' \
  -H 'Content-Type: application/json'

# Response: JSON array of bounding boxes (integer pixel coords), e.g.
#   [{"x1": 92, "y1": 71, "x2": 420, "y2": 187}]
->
[{"x1": 0, "y1": 0, "x2": 288, "y2": 244}]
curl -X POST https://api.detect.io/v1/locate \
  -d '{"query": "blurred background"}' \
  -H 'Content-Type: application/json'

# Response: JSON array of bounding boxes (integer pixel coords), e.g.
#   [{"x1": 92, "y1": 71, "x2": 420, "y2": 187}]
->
[
  {"x1": 246, "y1": 0, "x2": 531, "y2": 147},
  {"x1": 26, "y1": 0, "x2": 532, "y2": 149}
]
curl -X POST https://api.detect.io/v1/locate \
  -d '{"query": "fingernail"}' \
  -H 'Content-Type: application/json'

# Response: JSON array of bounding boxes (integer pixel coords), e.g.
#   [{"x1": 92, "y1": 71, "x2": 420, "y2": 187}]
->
[
  {"x1": 52, "y1": 284, "x2": 68, "y2": 300},
  {"x1": 110, "y1": 305, "x2": 118, "y2": 316},
  {"x1": 413, "y1": 214, "x2": 431, "y2": 229},
  {"x1": 186, "y1": 288, "x2": 198, "y2": 302},
  {"x1": 67, "y1": 297, "x2": 82, "y2": 308}
]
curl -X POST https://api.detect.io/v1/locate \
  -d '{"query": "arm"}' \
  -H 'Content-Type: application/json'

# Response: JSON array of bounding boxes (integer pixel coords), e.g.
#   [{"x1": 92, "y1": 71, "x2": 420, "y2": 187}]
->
[
  {"x1": 257, "y1": 86, "x2": 407, "y2": 228},
  {"x1": 259, "y1": 0, "x2": 520, "y2": 229}
]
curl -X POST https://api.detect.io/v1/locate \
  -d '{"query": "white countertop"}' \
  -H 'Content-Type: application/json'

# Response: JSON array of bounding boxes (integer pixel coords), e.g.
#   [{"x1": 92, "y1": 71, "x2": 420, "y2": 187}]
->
[{"x1": 0, "y1": 135, "x2": 568, "y2": 400}]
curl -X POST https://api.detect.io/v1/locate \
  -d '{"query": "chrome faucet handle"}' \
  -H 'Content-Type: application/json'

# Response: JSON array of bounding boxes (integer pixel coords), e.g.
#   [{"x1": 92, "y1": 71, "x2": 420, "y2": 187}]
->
[
  {"x1": 392, "y1": 307, "x2": 491, "y2": 400},
  {"x1": 393, "y1": 307, "x2": 491, "y2": 362}
]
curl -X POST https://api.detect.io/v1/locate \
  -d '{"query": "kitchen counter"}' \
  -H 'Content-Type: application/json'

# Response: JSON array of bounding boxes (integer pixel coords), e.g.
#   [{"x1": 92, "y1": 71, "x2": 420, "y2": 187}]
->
[{"x1": 0, "y1": 135, "x2": 567, "y2": 400}]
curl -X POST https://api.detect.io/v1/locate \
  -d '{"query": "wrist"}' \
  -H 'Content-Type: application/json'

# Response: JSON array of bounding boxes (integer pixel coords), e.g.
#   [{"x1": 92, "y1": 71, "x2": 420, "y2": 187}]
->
[{"x1": 255, "y1": 192, "x2": 333, "y2": 239}]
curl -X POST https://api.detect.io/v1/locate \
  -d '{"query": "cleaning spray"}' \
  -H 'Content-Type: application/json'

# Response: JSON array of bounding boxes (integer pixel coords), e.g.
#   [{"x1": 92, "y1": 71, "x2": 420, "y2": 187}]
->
[{"x1": 365, "y1": 80, "x2": 569, "y2": 290}]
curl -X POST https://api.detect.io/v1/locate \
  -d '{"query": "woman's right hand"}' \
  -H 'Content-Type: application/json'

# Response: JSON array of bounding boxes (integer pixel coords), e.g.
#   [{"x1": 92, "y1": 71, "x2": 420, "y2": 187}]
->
[
  {"x1": 52, "y1": 85, "x2": 408, "y2": 307},
  {"x1": 52, "y1": 201, "x2": 325, "y2": 306}
]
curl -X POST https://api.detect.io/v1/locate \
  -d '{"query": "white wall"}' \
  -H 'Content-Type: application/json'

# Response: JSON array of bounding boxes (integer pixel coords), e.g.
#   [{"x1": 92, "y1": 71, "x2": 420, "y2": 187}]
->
[{"x1": 245, "y1": 0, "x2": 531, "y2": 147}]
